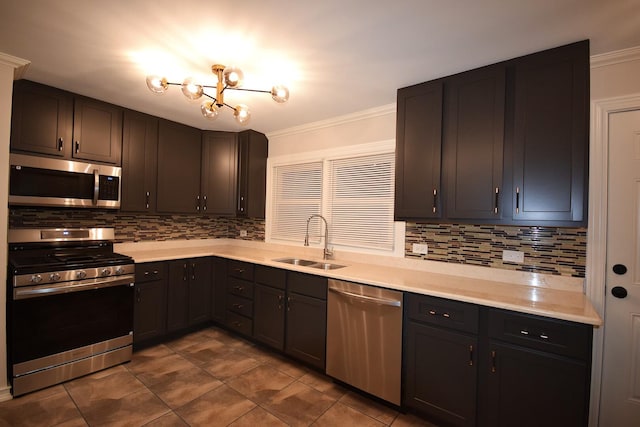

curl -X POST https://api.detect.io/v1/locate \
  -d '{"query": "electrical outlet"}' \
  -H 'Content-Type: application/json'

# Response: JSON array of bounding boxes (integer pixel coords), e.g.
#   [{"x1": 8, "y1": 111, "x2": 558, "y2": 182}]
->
[
  {"x1": 502, "y1": 249, "x2": 524, "y2": 263},
  {"x1": 412, "y1": 243, "x2": 429, "y2": 255},
  {"x1": 239, "y1": 230, "x2": 248, "y2": 237}
]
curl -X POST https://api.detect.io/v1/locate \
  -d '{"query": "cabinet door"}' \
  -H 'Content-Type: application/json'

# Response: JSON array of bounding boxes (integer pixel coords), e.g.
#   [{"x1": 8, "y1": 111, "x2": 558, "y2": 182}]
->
[
  {"x1": 157, "y1": 120, "x2": 202, "y2": 213},
  {"x1": 253, "y1": 284, "x2": 285, "y2": 350},
  {"x1": 444, "y1": 66, "x2": 505, "y2": 220},
  {"x1": 395, "y1": 80, "x2": 444, "y2": 219},
  {"x1": 121, "y1": 110, "x2": 158, "y2": 212},
  {"x1": 10, "y1": 80, "x2": 73, "y2": 157},
  {"x1": 404, "y1": 321, "x2": 477, "y2": 427},
  {"x1": 134, "y1": 279, "x2": 167, "y2": 344},
  {"x1": 211, "y1": 257, "x2": 228, "y2": 324},
  {"x1": 201, "y1": 131, "x2": 238, "y2": 215},
  {"x1": 237, "y1": 130, "x2": 268, "y2": 218},
  {"x1": 484, "y1": 341, "x2": 589, "y2": 427},
  {"x1": 510, "y1": 40, "x2": 588, "y2": 225},
  {"x1": 285, "y1": 292, "x2": 326, "y2": 369},
  {"x1": 72, "y1": 97, "x2": 122, "y2": 165},
  {"x1": 166, "y1": 260, "x2": 190, "y2": 332},
  {"x1": 188, "y1": 258, "x2": 212, "y2": 326}
]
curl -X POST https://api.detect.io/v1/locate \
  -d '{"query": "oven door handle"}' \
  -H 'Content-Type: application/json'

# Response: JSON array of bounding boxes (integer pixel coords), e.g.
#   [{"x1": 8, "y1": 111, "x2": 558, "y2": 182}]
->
[{"x1": 13, "y1": 275, "x2": 135, "y2": 300}]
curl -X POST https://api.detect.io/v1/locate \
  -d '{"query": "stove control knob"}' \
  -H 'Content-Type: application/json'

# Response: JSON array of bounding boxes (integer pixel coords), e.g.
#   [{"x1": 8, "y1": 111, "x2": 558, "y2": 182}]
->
[
  {"x1": 76, "y1": 270, "x2": 87, "y2": 280},
  {"x1": 31, "y1": 274, "x2": 42, "y2": 284},
  {"x1": 101, "y1": 268, "x2": 112, "y2": 277},
  {"x1": 49, "y1": 272, "x2": 61, "y2": 282},
  {"x1": 114, "y1": 266, "x2": 124, "y2": 275}
]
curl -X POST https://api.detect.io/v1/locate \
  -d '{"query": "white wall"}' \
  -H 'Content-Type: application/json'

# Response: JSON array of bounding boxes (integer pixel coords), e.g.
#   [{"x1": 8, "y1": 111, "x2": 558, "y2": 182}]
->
[
  {"x1": 0, "y1": 53, "x2": 29, "y2": 401},
  {"x1": 591, "y1": 46, "x2": 640, "y2": 100}
]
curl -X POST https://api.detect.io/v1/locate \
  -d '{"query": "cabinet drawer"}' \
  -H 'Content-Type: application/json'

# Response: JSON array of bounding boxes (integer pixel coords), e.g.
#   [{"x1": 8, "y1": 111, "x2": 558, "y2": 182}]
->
[
  {"x1": 227, "y1": 294, "x2": 253, "y2": 318},
  {"x1": 228, "y1": 277, "x2": 254, "y2": 299},
  {"x1": 228, "y1": 260, "x2": 254, "y2": 281},
  {"x1": 226, "y1": 311, "x2": 252, "y2": 336},
  {"x1": 287, "y1": 272, "x2": 327, "y2": 300},
  {"x1": 135, "y1": 262, "x2": 166, "y2": 283},
  {"x1": 255, "y1": 265, "x2": 286, "y2": 289},
  {"x1": 488, "y1": 309, "x2": 592, "y2": 360},
  {"x1": 405, "y1": 293, "x2": 479, "y2": 334}
]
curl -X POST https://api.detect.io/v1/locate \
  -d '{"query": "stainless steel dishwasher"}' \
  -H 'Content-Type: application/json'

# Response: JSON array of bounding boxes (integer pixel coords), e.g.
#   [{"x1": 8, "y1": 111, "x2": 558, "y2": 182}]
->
[{"x1": 326, "y1": 279, "x2": 403, "y2": 405}]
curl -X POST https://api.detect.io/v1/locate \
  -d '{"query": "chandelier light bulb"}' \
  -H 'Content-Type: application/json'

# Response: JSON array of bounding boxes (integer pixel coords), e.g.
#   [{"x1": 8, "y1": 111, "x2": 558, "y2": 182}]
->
[
  {"x1": 223, "y1": 67, "x2": 244, "y2": 88},
  {"x1": 234, "y1": 104, "x2": 251, "y2": 124},
  {"x1": 146, "y1": 75, "x2": 168, "y2": 94},
  {"x1": 271, "y1": 85, "x2": 290, "y2": 103},
  {"x1": 200, "y1": 101, "x2": 219, "y2": 119},
  {"x1": 181, "y1": 78, "x2": 204, "y2": 100}
]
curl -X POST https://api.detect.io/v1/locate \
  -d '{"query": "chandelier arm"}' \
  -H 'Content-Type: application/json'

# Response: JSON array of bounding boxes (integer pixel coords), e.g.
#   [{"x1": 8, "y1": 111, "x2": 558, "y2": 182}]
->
[{"x1": 226, "y1": 87, "x2": 272, "y2": 94}]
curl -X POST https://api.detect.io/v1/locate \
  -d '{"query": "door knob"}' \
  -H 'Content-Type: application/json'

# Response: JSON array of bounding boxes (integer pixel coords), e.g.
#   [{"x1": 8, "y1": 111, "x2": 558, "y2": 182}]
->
[
  {"x1": 611, "y1": 286, "x2": 628, "y2": 299},
  {"x1": 613, "y1": 264, "x2": 627, "y2": 275}
]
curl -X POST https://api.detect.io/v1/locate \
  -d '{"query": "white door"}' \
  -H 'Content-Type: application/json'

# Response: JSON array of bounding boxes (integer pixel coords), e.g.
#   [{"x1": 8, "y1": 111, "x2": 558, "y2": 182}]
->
[{"x1": 600, "y1": 109, "x2": 640, "y2": 426}]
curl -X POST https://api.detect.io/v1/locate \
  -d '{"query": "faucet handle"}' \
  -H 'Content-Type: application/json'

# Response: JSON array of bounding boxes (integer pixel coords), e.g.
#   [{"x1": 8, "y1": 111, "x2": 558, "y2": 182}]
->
[{"x1": 324, "y1": 247, "x2": 334, "y2": 260}]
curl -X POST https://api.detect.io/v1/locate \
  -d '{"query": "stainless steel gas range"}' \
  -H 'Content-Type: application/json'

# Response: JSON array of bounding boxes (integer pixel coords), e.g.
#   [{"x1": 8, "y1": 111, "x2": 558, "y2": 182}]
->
[{"x1": 6, "y1": 228, "x2": 135, "y2": 396}]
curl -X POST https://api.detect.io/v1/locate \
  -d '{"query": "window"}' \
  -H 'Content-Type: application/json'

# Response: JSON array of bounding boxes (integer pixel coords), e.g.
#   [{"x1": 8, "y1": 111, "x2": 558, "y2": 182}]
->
[{"x1": 269, "y1": 144, "x2": 396, "y2": 253}]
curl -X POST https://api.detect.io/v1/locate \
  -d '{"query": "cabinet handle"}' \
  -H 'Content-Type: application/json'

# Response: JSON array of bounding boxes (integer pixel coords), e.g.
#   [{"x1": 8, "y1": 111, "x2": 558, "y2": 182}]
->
[
  {"x1": 234, "y1": 268, "x2": 245, "y2": 274},
  {"x1": 196, "y1": 195, "x2": 200, "y2": 211},
  {"x1": 58, "y1": 138, "x2": 64, "y2": 151},
  {"x1": 494, "y1": 187, "x2": 499, "y2": 214},
  {"x1": 520, "y1": 330, "x2": 529, "y2": 336},
  {"x1": 287, "y1": 296, "x2": 292, "y2": 311},
  {"x1": 539, "y1": 333, "x2": 549, "y2": 340},
  {"x1": 233, "y1": 321, "x2": 243, "y2": 327},
  {"x1": 515, "y1": 187, "x2": 520, "y2": 214},
  {"x1": 233, "y1": 286, "x2": 244, "y2": 292},
  {"x1": 491, "y1": 350, "x2": 497, "y2": 373},
  {"x1": 277, "y1": 294, "x2": 283, "y2": 310},
  {"x1": 432, "y1": 188, "x2": 437, "y2": 214},
  {"x1": 469, "y1": 345, "x2": 474, "y2": 366},
  {"x1": 203, "y1": 195, "x2": 207, "y2": 211},
  {"x1": 75, "y1": 141, "x2": 80, "y2": 153},
  {"x1": 153, "y1": 270, "x2": 159, "y2": 275},
  {"x1": 183, "y1": 263, "x2": 188, "y2": 281},
  {"x1": 191, "y1": 263, "x2": 196, "y2": 280},
  {"x1": 145, "y1": 191, "x2": 150, "y2": 210},
  {"x1": 232, "y1": 303, "x2": 244, "y2": 309},
  {"x1": 136, "y1": 288, "x2": 141, "y2": 303}
]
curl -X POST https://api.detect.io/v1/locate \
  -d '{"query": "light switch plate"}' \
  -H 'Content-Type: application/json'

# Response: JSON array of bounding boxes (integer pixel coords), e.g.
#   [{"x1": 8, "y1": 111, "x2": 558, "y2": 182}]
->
[
  {"x1": 502, "y1": 249, "x2": 524, "y2": 263},
  {"x1": 239, "y1": 230, "x2": 248, "y2": 237},
  {"x1": 412, "y1": 243, "x2": 429, "y2": 255}
]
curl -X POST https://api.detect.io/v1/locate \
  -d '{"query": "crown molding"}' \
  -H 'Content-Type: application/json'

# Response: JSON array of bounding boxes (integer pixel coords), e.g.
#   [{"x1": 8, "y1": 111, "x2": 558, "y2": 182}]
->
[
  {"x1": 267, "y1": 102, "x2": 396, "y2": 139},
  {"x1": 0, "y1": 52, "x2": 30, "y2": 79},
  {"x1": 591, "y1": 45, "x2": 640, "y2": 69}
]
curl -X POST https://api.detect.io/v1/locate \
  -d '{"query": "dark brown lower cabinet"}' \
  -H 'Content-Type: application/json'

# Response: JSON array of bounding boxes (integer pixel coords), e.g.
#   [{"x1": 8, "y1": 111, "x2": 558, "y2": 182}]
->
[
  {"x1": 167, "y1": 257, "x2": 212, "y2": 333},
  {"x1": 133, "y1": 262, "x2": 167, "y2": 345},
  {"x1": 253, "y1": 283, "x2": 285, "y2": 349},
  {"x1": 285, "y1": 272, "x2": 327, "y2": 370}
]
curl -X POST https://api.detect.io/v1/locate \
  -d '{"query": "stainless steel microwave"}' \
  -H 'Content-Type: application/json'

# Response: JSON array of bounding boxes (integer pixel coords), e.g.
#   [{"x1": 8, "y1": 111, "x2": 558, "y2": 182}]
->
[{"x1": 9, "y1": 153, "x2": 121, "y2": 209}]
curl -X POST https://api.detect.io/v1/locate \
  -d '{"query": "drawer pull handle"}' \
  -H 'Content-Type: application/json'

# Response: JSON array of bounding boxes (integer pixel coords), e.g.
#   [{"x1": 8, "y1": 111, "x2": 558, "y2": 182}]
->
[
  {"x1": 469, "y1": 345, "x2": 474, "y2": 366},
  {"x1": 428, "y1": 310, "x2": 437, "y2": 315},
  {"x1": 233, "y1": 321, "x2": 242, "y2": 327},
  {"x1": 235, "y1": 269, "x2": 245, "y2": 274},
  {"x1": 234, "y1": 286, "x2": 244, "y2": 292},
  {"x1": 233, "y1": 304, "x2": 244, "y2": 309},
  {"x1": 442, "y1": 312, "x2": 450, "y2": 318},
  {"x1": 520, "y1": 330, "x2": 529, "y2": 335},
  {"x1": 491, "y1": 350, "x2": 497, "y2": 373},
  {"x1": 539, "y1": 333, "x2": 549, "y2": 340}
]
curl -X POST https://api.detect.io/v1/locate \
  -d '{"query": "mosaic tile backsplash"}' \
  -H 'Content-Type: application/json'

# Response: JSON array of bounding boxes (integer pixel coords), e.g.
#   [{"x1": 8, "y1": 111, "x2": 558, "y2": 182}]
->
[
  {"x1": 406, "y1": 222, "x2": 587, "y2": 277},
  {"x1": 9, "y1": 209, "x2": 586, "y2": 278},
  {"x1": 9, "y1": 208, "x2": 265, "y2": 243}
]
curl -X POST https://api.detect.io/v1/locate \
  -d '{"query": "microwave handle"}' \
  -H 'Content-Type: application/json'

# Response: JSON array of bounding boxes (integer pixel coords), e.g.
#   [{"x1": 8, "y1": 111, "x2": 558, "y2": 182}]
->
[{"x1": 93, "y1": 169, "x2": 99, "y2": 206}]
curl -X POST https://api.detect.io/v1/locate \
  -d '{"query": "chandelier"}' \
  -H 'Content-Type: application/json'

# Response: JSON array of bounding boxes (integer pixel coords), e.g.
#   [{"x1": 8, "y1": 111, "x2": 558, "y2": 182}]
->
[{"x1": 145, "y1": 64, "x2": 290, "y2": 124}]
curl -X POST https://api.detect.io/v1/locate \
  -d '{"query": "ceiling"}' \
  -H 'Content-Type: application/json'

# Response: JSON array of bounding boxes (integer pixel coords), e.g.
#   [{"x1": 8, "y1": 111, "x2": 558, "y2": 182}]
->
[{"x1": 1, "y1": 1, "x2": 639, "y2": 135}]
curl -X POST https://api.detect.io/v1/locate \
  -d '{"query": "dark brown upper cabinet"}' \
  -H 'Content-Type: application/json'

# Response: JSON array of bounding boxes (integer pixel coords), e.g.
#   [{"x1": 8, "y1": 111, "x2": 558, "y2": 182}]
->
[
  {"x1": 201, "y1": 131, "x2": 238, "y2": 216},
  {"x1": 11, "y1": 80, "x2": 122, "y2": 165},
  {"x1": 156, "y1": 119, "x2": 202, "y2": 214},
  {"x1": 237, "y1": 130, "x2": 268, "y2": 218},
  {"x1": 121, "y1": 110, "x2": 158, "y2": 212},
  {"x1": 395, "y1": 40, "x2": 588, "y2": 226},
  {"x1": 395, "y1": 80, "x2": 444, "y2": 219},
  {"x1": 443, "y1": 65, "x2": 505, "y2": 220},
  {"x1": 508, "y1": 40, "x2": 589, "y2": 225}
]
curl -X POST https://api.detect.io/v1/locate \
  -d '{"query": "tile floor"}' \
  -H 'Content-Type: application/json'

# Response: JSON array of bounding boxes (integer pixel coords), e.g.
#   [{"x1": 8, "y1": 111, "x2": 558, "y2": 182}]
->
[{"x1": 0, "y1": 326, "x2": 438, "y2": 427}]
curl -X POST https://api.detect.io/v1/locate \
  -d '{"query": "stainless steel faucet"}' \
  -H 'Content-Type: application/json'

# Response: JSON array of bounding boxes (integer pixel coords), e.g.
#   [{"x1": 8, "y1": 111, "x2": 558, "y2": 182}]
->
[{"x1": 304, "y1": 214, "x2": 333, "y2": 260}]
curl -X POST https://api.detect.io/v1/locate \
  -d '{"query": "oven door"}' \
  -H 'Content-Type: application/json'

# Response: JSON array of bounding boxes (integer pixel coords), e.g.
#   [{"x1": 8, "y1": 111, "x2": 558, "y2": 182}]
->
[{"x1": 8, "y1": 278, "x2": 134, "y2": 368}]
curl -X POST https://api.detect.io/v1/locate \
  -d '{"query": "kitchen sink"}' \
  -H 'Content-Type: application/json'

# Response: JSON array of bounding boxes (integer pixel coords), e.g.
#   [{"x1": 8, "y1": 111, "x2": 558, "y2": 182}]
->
[
  {"x1": 273, "y1": 257, "x2": 317, "y2": 266},
  {"x1": 273, "y1": 257, "x2": 346, "y2": 270}
]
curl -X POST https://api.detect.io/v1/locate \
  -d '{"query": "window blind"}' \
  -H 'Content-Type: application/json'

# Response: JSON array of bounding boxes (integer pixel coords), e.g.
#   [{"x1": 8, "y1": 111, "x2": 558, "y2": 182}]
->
[
  {"x1": 271, "y1": 161, "x2": 323, "y2": 243},
  {"x1": 327, "y1": 152, "x2": 395, "y2": 251}
]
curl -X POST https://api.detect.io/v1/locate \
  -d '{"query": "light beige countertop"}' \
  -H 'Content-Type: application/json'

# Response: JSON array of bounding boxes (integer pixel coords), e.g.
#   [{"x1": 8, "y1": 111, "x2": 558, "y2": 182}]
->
[{"x1": 115, "y1": 239, "x2": 602, "y2": 327}]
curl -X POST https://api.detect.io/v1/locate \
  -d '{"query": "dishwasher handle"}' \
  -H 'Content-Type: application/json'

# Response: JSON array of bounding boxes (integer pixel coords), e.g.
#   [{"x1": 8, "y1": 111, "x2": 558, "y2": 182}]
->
[{"x1": 329, "y1": 287, "x2": 401, "y2": 307}]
